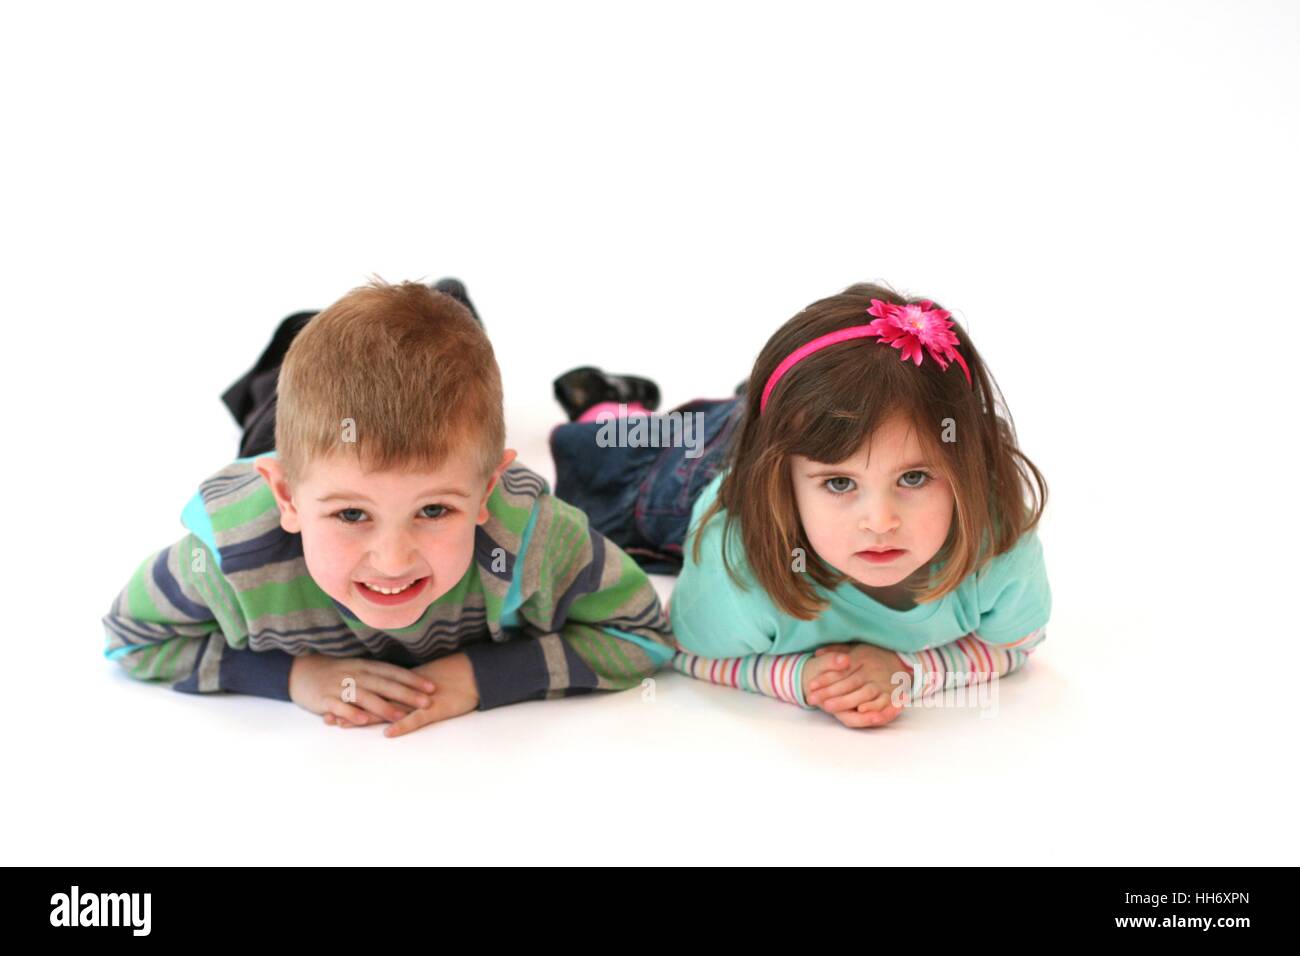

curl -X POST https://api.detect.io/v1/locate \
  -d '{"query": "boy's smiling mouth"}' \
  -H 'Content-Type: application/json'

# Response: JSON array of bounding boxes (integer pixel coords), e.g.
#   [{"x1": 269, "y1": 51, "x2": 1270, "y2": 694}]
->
[{"x1": 356, "y1": 576, "x2": 430, "y2": 606}]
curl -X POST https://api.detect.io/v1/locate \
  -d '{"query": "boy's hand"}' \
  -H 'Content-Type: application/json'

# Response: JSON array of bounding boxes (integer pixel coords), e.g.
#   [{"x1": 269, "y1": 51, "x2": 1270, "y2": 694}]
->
[
  {"x1": 290, "y1": 653, "x2": 436, "y2": 727},
  {"x1": 381, "y1": 653, "x2": 480, "y2": 738},
  {"x1": 804, "y1": 643, "x2": 911, "y2": 729}
]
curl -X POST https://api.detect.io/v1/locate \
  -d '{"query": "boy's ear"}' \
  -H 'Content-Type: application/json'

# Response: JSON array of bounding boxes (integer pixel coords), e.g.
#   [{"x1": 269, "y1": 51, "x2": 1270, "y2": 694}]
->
[
  {"x1": 255, "y1": 458, "x2": 302, "y2": 534},
  {"x1": 477, "y1": 448, "x2": 518, "y2": 524}
]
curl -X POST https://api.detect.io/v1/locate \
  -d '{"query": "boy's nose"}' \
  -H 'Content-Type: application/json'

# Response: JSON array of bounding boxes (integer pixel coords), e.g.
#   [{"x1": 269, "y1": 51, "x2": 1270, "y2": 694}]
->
[{"x1": 370, "y1": 534, "x2": 420, "y2": 577}]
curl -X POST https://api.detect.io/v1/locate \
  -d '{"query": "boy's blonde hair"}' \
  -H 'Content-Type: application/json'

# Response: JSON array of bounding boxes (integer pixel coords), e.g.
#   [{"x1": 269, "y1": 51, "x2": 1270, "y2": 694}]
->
[{"x1": 274, "y1": 278, "x2": 504, "y2": 486}]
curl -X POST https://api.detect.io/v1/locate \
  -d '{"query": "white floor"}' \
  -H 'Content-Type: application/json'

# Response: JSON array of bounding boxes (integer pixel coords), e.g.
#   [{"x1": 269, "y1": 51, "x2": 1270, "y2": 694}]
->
[{"x1": 4, "y1": 419, "x2": 1290, "y2": 866}]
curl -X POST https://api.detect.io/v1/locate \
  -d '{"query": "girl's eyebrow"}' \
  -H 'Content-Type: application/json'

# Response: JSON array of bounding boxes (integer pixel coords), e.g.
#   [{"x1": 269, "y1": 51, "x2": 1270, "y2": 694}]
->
[{"x1": 805, "y1": 461, "x2": 931, "y2": 477}]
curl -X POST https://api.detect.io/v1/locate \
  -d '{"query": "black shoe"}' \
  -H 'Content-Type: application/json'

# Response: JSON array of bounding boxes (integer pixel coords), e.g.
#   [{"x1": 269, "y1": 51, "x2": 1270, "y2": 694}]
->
[
  {"x1": 431, "y1": 277, "x2": 482, "y2": 325},
  {"x1": 553, "y1": 366, "x2": 661, "y2": 421}
]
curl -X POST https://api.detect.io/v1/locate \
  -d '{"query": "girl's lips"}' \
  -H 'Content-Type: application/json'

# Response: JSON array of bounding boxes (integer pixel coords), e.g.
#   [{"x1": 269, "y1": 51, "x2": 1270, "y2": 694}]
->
[
  {"x1": 856, "y1": 549, "x2": 906, "y2": 564},
  {"x1": 356, "y1": 576, "x2": 430, "y2": 606}
]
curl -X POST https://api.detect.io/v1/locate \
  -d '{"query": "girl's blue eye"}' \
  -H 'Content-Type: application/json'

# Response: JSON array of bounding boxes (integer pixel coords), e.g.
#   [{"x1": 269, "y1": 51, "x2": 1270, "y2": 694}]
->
[
  {"x1": 421, "y1": 504, "x2": 449, "y2": 520},
  {"x1": 900, "y1": 470, "x2": 932, "y2": 489},
  {"x1": 334, "y1": 508, "x2": 367, "y2": 524},
  {"x1": 824, "y1": 476, "x2": 856, "y2": 494}
]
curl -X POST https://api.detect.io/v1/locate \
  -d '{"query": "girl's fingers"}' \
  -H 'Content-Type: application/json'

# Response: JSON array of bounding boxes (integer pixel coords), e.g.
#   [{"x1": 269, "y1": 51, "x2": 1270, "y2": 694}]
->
[
  {"x1": 822, "y1": 682, "x2": 883, "y2": 714},
  {"x1": 832, "y1": 703, "x2": 901, "y2": 729},
  {"x1": 808, "y1": 670, "x2": 842, "y2": 694},
  {"x1": 363, "y1": 661, "x2": 437, "y2": 694},
  {"x1": 861, "y1": 692, "x2": 906, "y2": 712},
  {"x1": 855, "y1": 704, "x2": 905, "y2": 726},
  {"x1": 854, "y1": 690, "x2": 891, "y2": 712},
  {"x1": 814, "y1": 644, "x2": 851, "y2": 658},
  {"x1": 808, "y1": 670, "x2": 867, "y2": 706},
  {"x1": 807, "y1": 663, "x2": 850, "y2": 692}
]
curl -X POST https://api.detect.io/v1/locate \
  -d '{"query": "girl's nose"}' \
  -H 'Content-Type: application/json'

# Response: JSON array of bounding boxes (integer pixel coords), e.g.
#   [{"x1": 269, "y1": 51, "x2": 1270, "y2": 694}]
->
[{"x1": 858, "y1": 504, "x2": 901, "y2": 536}]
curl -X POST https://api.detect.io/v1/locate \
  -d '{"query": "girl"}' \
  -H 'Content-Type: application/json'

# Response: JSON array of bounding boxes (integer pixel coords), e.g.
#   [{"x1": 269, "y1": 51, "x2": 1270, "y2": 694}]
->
[{"x1": 550, "y1": 282, "x2": 1050, "y2": 729}]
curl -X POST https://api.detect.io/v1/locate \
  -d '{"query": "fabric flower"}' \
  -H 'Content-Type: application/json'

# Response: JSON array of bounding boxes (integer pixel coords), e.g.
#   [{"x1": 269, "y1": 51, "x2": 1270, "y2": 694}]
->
[{"x1": 864, "y1": 299, "x2": 972, "y2": 385}]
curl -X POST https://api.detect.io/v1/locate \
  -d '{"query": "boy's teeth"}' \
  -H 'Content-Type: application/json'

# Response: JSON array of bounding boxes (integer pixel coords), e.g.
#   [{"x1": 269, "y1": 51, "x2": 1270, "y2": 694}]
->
[{"x1": 367, "y1": 581, "x2": 414, "y2": 594}]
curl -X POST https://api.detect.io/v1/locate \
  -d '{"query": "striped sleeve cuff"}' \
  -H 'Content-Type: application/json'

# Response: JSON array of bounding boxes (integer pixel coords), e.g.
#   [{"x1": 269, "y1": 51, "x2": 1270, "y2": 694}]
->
[
  {"x1": 672, "y1": 651, "x2": 816, "y2": 709},
  {"x1": 899, "y1": 628, "x2": 1046, "y2": 699},
  {"x1": 171, "y1": 642, "x2": 294, "y2": 701},
  {"x1": 462, "y1": 636, "x2": 555, "y2": 710}
]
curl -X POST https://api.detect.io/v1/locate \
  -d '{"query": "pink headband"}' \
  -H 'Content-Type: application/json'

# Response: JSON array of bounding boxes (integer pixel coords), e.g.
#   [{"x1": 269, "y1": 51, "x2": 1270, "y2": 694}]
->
[{"x1": 759, "y1": 299, "x2": 972, "y2": 414}]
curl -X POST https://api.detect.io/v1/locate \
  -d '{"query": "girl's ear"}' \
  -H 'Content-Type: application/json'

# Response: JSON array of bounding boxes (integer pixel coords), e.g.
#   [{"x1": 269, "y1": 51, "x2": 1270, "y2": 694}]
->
[
  {"x1": 255, "y1": 458, "x2": 302, "y2": 533},
  {"x1": 477, "y1": 448, "x2": 519, "y2": 524}
]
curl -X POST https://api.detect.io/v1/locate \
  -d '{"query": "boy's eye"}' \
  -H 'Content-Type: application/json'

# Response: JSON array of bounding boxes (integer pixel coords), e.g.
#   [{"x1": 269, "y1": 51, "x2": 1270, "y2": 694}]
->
[
  {"x1": 824, "y1": 476, "x2": 856, "y2": 494},
  {"x1": 899, "y1": 470, "x2": 932, "y2": 489},
  {"x1": 332, "y1": 505, "x2": 452, "y2": 523}
]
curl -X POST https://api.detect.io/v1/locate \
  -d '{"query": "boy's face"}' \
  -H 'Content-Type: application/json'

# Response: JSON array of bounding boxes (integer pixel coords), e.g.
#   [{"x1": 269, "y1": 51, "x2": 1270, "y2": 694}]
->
[
  {"x1": 789, "y1": 412, "x2": 954, "y2": 600},
  {"x1": 256, "y1": 446, "x2": 517, "y2": 631}
]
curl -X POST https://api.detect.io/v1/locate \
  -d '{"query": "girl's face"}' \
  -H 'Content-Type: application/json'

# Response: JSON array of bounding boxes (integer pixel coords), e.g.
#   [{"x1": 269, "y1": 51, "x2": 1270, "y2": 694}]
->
[{"x1": 789, "y1": 413, "x2": 955, "y2": 598}]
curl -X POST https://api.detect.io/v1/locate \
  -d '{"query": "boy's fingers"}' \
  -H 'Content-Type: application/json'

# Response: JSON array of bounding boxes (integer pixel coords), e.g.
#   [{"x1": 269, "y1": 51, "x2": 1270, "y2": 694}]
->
[
  {"x1": 326, "y1": 700, "x2": 374, "y2": 726},
  {"x1": 354, "y1": 689, "x2": 411, "y2": 724},
  {"x1": 362, "y1": 675, "x2": 433, "y2": 710},
  {"x1": 384, "y1": 700, "x2": 441, "y2": 738},
  {"x1": 323, "y1": 713, "x2": 367, "y2": 728},
  {"x1": 365, "y1": 661, "x2": 437, "y2": 693}
]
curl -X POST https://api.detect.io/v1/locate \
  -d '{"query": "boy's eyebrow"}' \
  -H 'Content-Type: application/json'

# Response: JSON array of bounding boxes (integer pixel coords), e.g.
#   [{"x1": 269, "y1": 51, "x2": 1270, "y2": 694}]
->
[{"x1": 317, "y1": 487, "x2": 473, "y2": 504}]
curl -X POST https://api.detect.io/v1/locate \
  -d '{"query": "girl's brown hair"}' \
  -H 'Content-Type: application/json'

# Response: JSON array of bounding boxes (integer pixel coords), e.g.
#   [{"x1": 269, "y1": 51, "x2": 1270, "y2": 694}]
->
[
  {"x1": 691, "y1": 282, "x2": 1046, "y2": 620},
  {"x1": 275, "y1": 278, "x2": 504, "y2": 486}
]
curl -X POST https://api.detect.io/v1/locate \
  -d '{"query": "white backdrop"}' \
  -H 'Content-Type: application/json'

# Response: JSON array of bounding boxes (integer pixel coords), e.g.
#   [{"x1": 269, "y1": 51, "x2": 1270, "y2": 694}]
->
[{"x1": 1, "y1": 0, "x2": 1295, "y2": 865}]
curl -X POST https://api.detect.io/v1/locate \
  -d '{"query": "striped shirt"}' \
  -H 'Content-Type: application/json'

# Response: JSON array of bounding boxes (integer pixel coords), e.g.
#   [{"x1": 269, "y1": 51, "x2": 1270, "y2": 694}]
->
[{"x1": 103, "y1": 453, "x2": 676, "y2": 709}]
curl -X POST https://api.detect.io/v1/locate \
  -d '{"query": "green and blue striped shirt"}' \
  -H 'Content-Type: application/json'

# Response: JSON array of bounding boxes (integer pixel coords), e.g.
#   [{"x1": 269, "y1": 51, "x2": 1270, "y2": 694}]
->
[{"x1": 103, "y1": 452, "x2": 676, "y2": 708}]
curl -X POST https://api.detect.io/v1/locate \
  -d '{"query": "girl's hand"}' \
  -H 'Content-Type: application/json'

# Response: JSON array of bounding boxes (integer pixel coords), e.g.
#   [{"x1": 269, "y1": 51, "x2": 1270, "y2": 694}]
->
[
  {"x1": 288, "y1": 653, "x2": 436, "y2": 727},
  {"x1": 801, "y1": 648, "x2": 855, "y2": 702},
  {"x1": 806, "y1": 643, "x2": 910, "y2": 729}
]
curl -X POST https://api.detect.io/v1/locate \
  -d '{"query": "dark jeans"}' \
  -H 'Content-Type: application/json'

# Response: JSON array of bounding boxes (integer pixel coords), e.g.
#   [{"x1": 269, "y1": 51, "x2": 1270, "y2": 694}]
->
[{"x1": 550, "y1": 397, "x2": 743, "y2": 575}]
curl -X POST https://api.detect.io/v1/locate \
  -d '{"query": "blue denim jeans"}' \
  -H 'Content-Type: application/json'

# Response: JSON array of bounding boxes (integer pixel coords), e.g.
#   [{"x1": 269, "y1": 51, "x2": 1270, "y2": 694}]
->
[{"x1": 550, "y1": 397, "x2": 743, "y2": 574}]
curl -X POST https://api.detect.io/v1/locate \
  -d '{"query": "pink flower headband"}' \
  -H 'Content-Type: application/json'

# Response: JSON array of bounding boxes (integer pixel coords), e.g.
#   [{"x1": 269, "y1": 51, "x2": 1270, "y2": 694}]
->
[{"x1": 759, "y1": 299, "x2": 972, "y2": 415}]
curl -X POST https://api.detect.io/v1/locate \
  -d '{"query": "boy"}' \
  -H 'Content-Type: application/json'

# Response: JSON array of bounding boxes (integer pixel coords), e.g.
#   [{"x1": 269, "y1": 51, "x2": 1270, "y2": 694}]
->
[{"x1": 103, "y1": 279, "x2": 675, "y2": 737}]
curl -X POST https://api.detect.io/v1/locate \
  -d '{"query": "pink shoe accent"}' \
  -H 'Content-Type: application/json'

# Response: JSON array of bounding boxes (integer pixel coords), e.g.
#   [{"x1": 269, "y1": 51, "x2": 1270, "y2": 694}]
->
[{"x1": 577, "y1": 400, "x2": 652, "y2": 423}]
